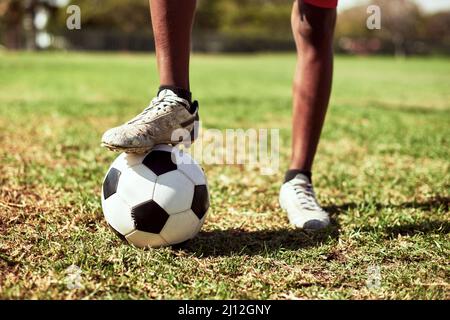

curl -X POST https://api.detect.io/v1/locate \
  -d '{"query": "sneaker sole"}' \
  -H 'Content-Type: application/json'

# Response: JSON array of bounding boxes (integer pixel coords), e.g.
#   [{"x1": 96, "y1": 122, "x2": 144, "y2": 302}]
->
[
  {"x1": 101, "y1": 134, "x2": 198, "y2": 154},
  {"x1": 100, "y1": 142, "x2": 157, "y2": 154}
]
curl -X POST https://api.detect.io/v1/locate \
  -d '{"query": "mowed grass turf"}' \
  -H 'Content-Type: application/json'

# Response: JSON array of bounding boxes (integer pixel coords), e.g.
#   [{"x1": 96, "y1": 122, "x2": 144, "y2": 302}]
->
[{"x1": 0, "y1": 52, "x2": 448, "y2": 299}]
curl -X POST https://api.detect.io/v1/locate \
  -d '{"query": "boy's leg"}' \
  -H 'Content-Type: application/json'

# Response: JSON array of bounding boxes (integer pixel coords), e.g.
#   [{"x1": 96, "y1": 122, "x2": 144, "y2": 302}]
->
[
  {"x1": 280, "y1": 0, "x2": 337, "y2": 230},
  {"x1": 290, "y1": 0, "x2": 336, "y2": 173},
  {"x1": 150, "y1": 0, "x2": 196, "y2": 90},
  {"x1": 101, "y1": 0, "x2": 198, "y2": 153}
]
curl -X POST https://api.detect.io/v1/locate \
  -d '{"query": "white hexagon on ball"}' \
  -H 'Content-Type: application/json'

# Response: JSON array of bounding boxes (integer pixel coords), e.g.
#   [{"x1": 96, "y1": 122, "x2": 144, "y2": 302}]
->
[
  {"x1": 117, "y1": 164, "x2": 157, "y2": 208},
  {"x1": 101, "y1": 193, "x2": 135, "y2": 236},
  {"x1": 153, "y1": 170, "x2": 194, "y2": 214},
  {"x1": 110, "y1": 152, "x2": 147, "y2": 172},
  {"x1": 125, "y1": 230, "x2": 168, "y2": 248},
  {"x1": 173, "y1": 149, "x2": 207, "y2": 186},
  {"x1": 160, "y1": 209, "x2": 200, "y2": 244}
]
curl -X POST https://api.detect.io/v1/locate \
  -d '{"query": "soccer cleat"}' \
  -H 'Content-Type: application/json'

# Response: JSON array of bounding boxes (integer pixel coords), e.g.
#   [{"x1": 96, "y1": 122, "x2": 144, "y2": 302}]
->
[
  {"x1": 101, "y1": 89, "x2": 199, "y2": 154},
  {"x1": 279, "y1": 173, "x2": 330, "y2": 230}
]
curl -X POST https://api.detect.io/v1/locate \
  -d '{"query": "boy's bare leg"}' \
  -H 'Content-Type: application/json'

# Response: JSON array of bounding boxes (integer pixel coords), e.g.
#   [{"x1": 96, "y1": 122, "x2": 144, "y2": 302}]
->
[
  {"x1": 150, "y1": 0, "x2": 197, "y2": 90},
  {"x1": 279, "y1": 1, "x2": 336, "y2": 230},
  {"x1": 289, "y1": 0, "x2": 336, "y2": 174},
  {"x1": 101, "y1": 0, "x2": 198, "y2": 153}
]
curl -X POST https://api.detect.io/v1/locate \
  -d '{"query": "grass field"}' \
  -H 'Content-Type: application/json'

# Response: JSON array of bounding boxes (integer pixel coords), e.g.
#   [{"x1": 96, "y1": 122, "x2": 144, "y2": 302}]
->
[{"x1": 0, "y1": 52, "x2": 449, "y2": 299}]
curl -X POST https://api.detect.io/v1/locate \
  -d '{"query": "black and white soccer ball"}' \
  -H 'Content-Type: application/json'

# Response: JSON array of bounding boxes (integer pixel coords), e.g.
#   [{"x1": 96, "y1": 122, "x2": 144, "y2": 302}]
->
[{"x1": 101, "y1": 144, "x2": 209, "y2": 248}]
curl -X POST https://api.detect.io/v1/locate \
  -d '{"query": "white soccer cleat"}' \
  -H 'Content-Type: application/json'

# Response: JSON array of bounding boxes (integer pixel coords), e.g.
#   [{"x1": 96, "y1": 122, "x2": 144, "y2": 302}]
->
[
  {"x1": 101, "y1": 89, "x2": 199, "y2": 154},
  {"x1": 279, "y1": 173, "x2": 330, "y2": 230}
]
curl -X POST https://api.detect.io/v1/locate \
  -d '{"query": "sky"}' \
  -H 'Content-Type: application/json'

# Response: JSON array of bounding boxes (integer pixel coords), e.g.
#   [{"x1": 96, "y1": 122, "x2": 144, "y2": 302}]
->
[{"x1": 338, "y1": 0, "x2": 450, "y2": 13}]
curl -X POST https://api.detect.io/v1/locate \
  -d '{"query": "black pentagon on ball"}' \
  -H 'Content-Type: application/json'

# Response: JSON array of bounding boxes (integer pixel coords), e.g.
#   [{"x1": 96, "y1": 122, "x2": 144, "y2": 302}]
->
[
  {"x1": 191, "y1": 185, "x2": 209, "y2": 219},
  {"x1": 142, "y1": 150, "x2": 177, "y2": 176},
  {"x1": 131, "y1": 200, "x2": 169, "y2": 234},
  {"x1": 103, "y1": 167, "x2": 121, "y2": 200}
]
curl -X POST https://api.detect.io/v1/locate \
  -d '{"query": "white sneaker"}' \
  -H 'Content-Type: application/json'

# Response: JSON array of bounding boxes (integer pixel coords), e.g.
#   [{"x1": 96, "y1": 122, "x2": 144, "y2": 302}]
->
[
  {"x1": 279, "y1": 173, "x2": 330, "y2": 230},
  {"x1": 101, "y1": 89, "x2": 199, "y2": 154}
]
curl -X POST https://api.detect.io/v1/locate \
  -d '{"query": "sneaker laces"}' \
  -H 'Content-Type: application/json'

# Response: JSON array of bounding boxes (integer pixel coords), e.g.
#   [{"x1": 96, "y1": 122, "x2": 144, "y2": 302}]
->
[
  {"x1": 127, "y1": 93, "x2": 188, "y2": 125},
  {"x1": 291, "y1": 180, "x2": 323, "y2": 212}
]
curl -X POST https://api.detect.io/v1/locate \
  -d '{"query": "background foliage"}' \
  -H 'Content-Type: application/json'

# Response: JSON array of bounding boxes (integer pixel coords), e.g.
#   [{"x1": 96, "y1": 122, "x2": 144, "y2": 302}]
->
[{"x1": 0, "y1": 0, "x2": 449, "y2": 54}]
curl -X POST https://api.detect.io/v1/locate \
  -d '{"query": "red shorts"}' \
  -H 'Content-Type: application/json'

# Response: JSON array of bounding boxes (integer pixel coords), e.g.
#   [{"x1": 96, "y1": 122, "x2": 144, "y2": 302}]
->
[{"x1": 304, "y1": 0, "x2": 338, "y2": 9}]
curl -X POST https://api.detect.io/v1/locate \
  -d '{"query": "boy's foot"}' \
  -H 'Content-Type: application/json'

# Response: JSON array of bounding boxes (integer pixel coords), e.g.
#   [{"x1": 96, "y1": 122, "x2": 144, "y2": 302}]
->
[
  {"x1": 279, "y1": 173, "x2": 330, "y2": 230},
  {"x1": 101, "y1": 89, "x2": 199, "y2": 154}
]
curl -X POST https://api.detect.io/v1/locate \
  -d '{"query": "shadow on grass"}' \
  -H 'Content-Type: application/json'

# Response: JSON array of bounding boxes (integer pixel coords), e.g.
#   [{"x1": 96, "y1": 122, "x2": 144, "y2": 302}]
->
[
  {"x1": 361, "y1": 220, "x2": 450, "y2": 238},
  {"x1": 324, "y1": 196, "x2": 449, "y2": 215},
  {"x1": 178, "y1": 226, "x2": 339, "y2": 257},
  {"x1": 175, "y1": 197, "x2": 448, "y2": 256},
  {"x1": 324, "y1": 196, "x2": 449, "y2": 239}
]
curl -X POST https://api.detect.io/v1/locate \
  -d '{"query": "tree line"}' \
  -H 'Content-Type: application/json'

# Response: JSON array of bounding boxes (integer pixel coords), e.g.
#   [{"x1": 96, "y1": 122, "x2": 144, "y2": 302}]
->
[{"x1": 0, "y1": 0, "x2": 448, "y2": 54}]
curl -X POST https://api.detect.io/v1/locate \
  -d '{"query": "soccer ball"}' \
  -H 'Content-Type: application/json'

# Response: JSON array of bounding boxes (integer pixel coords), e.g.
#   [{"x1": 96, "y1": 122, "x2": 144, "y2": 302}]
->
[{"x1": 101, "y1": 144, "x2": 209, "y2": 248}]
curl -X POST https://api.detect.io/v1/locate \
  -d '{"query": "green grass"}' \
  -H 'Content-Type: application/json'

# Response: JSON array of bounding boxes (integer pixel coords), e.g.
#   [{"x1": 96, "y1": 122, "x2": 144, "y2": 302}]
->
[{"x1": 0, "y1": 52, "x2": 449, "y2": 299}]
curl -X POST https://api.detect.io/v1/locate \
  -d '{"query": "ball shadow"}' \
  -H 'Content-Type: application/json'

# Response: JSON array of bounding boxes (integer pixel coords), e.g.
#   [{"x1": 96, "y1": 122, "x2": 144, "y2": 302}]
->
[{"x1": 176, "y1": 226, "x2": 340, "y2": 257}]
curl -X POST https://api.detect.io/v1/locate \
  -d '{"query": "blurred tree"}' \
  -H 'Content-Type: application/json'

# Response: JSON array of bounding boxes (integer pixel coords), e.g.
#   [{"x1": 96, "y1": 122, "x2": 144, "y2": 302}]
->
[
  {"x1": 336, "y1": 0, "x2": 427, "y2": 55},
  {"x1": 0, "y1": 0, "x2": 23, "y2": 49},
  {"x1": 374, "y1": 0, "x2": 422, "y2": 56},
  {"x1": 1, "y1": 0, "x2": 448, "y2": 54},
  {"x1": 423, "y1": 11, "x2": 450, "y2": 54},
  {"x1": 212, "y1": 0, "x2": 292, "y2": 38},
  {"x1": 53, "y1": 0, "x2": 293, "y2": 37},
  {"x1": 0, "y1": 0, "x2": 63, "y2": 49},
  {"x1": 52, "y1": 0, "x2": 150, "y2": 33},
  {"x1": 195, "y1": 0, "x2": 223, "y2": 31}
]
